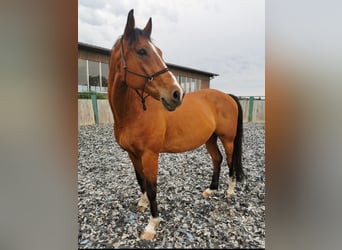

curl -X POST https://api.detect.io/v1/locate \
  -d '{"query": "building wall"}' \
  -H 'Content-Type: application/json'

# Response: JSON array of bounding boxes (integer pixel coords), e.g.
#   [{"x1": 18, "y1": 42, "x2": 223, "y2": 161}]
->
[
  {"x1": 78, "y1": 50, "x2": 110, "y2": 64},
  {"x1": 170, "y1": 68, "x2": 210, "y2": 89}
]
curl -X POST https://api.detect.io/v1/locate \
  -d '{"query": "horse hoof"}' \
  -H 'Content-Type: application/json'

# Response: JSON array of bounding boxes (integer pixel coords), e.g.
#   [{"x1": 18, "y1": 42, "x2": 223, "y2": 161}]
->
[
  {"x1": 140, "y1": 230, "x2": 156, "y2": 240},
  {"x1": 202, "y1": 188, "x2": 214, "y2": 199},
  {"x1": 140, "y1": 216, "x2": 160, "y2": 240}
]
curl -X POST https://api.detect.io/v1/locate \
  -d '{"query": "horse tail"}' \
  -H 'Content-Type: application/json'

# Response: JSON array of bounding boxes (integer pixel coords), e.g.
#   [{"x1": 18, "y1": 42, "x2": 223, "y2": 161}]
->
[{"x1": 229, "y1": 94, "x2": 244, "y2": 182}]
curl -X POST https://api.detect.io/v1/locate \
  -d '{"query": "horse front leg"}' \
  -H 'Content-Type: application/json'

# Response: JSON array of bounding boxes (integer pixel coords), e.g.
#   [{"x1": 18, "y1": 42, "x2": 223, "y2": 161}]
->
[
  {"x1": 128, "y1": 152, "x2": 149, "y2": 212},
  {"x1": 139, "y1": 150, "x2": 160, "y2": 240}
]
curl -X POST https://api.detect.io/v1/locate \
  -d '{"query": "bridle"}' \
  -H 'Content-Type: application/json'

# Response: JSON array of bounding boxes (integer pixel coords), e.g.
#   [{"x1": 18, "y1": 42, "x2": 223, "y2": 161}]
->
[{"x1": 119, "y1": 37, "x2": 170, "y2": 111}]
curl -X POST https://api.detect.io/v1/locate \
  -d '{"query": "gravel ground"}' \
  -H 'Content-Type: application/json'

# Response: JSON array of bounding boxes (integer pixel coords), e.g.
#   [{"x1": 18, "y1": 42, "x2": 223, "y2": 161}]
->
[{"x1": 78, "y1": 123, "x2": 265, "y2": 249}]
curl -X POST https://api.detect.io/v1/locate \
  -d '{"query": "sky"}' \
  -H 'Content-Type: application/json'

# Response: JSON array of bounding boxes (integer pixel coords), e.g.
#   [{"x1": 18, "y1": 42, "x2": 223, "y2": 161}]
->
[{"x1": 78, "y1": 0, "x2": 265, "y2": 96}]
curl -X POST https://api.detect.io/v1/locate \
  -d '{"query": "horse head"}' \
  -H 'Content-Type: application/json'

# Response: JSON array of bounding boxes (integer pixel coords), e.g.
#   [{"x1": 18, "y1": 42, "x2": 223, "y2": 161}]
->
[{"x1": 117, "y1": 9, "x2": 184, "y2": 111}]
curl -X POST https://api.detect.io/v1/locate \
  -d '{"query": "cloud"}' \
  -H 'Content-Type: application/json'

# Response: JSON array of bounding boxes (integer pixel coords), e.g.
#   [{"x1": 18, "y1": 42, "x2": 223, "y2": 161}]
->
[
  {"x1": 78, "y1": 0, "x2": 107, "y2": 10},
  {"x1": 78, "y1": 0, "x2": 265, "y2": 96},
  {"x1": 79, "y1": 7, "x2": 105, "y2": 26}
]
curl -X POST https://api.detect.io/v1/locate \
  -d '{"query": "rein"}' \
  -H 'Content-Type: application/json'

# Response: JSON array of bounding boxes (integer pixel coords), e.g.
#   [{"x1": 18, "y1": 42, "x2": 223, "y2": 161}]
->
[{"x1": 120, "y1": 37, "x2": 170, "y2": 111}]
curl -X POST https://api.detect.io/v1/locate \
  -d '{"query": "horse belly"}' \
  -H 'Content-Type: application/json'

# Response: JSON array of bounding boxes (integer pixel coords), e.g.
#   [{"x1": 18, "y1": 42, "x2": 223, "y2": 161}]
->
[{"x1": 161, "y1": 120, "x2": 214, "y2": 153}]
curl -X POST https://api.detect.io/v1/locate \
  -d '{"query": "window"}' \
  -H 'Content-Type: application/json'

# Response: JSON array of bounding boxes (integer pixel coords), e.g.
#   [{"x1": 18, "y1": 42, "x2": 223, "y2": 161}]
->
[
  {"x1": 190, "y1": 78, "x2": 196, "y2": 92},
  {"x1": 100, "y1": 62, "x2": 109, "y2": 92},
  {"x1": 177, "y1": 76, "x2": 202, "y2": 93},
  {"x1": 180, "y1": 76, "x2": 186, "y2": 92},
  {"x1": 185, "y1": 77, "x2": 191, "y2": 93},
  {"x1": 194, "y1": 79, "x2": 201, "y2": 92},
  {"x1": 88, "y1": 61, "x2": 100, "y2": 92},
  {"x1": 78, "y1": 59, "x2": 110, "y2": 93},
  {"x1": 78, "y1": 59, "x2": 87, "y2": 92}
]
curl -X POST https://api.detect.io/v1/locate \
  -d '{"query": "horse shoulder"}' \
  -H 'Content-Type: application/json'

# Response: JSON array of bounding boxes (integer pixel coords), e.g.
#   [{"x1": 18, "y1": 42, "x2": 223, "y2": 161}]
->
[{"x1": 116, "y1": 109, "x2": 167, "y2": 153}]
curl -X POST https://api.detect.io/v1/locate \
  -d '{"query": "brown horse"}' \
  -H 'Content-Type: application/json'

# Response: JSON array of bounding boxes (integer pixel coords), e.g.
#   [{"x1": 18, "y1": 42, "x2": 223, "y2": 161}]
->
[{"x1": 108, "y1": 9, "x2": 244, "y2": 240}]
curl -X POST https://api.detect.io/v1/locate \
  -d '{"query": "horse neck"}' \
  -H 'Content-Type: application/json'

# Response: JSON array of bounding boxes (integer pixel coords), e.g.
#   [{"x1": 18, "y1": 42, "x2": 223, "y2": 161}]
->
[
  {"x1": 108, "y1": 44, "x2": 143, "y2": 128},
  {"x1": 111, "y1": 75, "x2": 142, "y2": 127}
]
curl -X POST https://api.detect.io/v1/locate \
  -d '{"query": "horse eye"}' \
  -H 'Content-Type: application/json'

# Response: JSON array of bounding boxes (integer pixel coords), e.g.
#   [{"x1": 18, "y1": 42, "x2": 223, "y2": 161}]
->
[{"x1": 137, "y1": 48, "x2": 147, "y2": 56}]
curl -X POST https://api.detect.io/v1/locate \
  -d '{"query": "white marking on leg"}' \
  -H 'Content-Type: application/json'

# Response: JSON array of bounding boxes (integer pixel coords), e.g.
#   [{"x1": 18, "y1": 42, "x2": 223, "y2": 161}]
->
[
  {"x1": 202, "y1": 188, "x2": 214, "y2": 199},
  {"x1": 227, "y1": 177, "x2": 236, "y2": 198},
  {"x1": 140, "y1": 216, "x2": 161, "y2": 240},
  {"x1": 138, "y1": 192, "x2": 149, "y2": 211}
]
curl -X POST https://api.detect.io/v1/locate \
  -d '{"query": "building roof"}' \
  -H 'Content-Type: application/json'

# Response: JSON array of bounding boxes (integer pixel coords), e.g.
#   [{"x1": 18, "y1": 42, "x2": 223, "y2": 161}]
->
[
  {"x1": 78, "y1": 42, "x2": 218, "y2": 78},
  {"x1": 165, "y1": 62, "x2": 219, "y2": 79},
  {"x1": 79, "y1": 42, "x2": 112, "y2": 55}
]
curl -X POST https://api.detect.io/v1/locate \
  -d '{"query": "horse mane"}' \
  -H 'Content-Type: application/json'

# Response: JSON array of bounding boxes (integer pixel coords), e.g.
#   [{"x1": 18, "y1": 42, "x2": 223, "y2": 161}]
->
[
  {"x1": 112, "y1": 28, "x2": 151, "y2": 49},
  {"x1": 110, "y1": 28, "x2": 152, "y2": 67},
  {"x1": 127, "y1": 28, "x2": 151, "y2": 44}
]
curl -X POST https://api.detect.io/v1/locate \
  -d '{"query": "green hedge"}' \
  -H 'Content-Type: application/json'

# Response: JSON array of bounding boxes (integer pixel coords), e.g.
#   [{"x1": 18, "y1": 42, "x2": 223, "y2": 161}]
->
[{"x1": 78, "y1": 91, "x2": 107, "y2": 99}]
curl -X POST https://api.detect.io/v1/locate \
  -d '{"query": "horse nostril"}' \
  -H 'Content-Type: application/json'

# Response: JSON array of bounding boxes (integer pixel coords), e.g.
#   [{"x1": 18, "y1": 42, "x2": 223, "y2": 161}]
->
[{"x1": 172, "y1": 90, "x2": 181, "y2": 102}]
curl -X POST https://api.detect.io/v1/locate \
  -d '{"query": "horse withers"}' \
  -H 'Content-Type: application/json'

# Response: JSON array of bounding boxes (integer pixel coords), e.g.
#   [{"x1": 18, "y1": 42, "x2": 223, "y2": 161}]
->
[{"x1": 108, "y1": 9, "x2": 244, "y2": 240}]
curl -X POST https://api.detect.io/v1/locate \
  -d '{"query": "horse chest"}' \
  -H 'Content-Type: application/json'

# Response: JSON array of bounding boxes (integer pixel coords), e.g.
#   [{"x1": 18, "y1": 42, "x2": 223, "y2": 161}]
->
[
  {"x1": 115, "y1": 127, "x2": 134, "y2": 152},
  {"x1": 115, "y1": 126, "x2": 146, "y2": 153},
  {"x1": 115, "y1": 122, "x2": 165, "y2": 153}
]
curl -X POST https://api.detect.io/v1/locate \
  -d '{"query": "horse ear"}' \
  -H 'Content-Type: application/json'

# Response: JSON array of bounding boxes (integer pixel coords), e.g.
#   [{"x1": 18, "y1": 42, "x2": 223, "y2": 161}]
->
[
  {"x1": 143, "y1": 17, "x2": 152, "y2": 38},
  {"x1": 124, "y1": 9, "x2": 135, "y2": 38}
]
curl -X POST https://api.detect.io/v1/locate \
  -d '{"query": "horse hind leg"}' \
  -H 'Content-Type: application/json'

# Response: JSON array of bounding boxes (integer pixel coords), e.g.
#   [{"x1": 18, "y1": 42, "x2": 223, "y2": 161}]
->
[
  {"x1": 202, "y1": 134, "x2": 223, "y2": 198},
  {"x1": 220, "y1": 138, "x2": 237, "y2": 199}
]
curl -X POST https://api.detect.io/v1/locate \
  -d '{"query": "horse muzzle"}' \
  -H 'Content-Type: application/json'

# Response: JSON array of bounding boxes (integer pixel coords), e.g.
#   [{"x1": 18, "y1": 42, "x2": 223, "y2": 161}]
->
[{"x1": 161, "y1": 89, "x2": 184, "y2": 111}]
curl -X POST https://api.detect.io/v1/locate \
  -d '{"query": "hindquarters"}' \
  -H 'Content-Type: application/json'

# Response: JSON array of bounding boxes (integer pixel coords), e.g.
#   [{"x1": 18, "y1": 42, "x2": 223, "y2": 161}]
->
[
  {"x1": 207, "y1": 93, "x2": 242, "y2": 180},
  {"x1": 180, "y1": 89, "x2": 244, "y2": 182},
  {"x1": 209, "y1": 91, "x2": 243, "y2": 181},
  {"x1": 214, "y1": 93, "x2": 244, "y2": 198},
  {"x1": 201, "y1": 90, "x2": 244, "y2": 198},
  {"x1": 215, "y1": 94, "x2": 244, "y2": 181}
]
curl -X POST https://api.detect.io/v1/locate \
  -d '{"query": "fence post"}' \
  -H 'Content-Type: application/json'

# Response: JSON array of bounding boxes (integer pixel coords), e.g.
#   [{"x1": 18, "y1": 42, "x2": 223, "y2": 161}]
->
[
  {"x1": 91, "y1": 94, "x2": 99, "y2": 124},
  {"x1": 248, "y1": 96, "x2": 254, "y2": 122}
]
